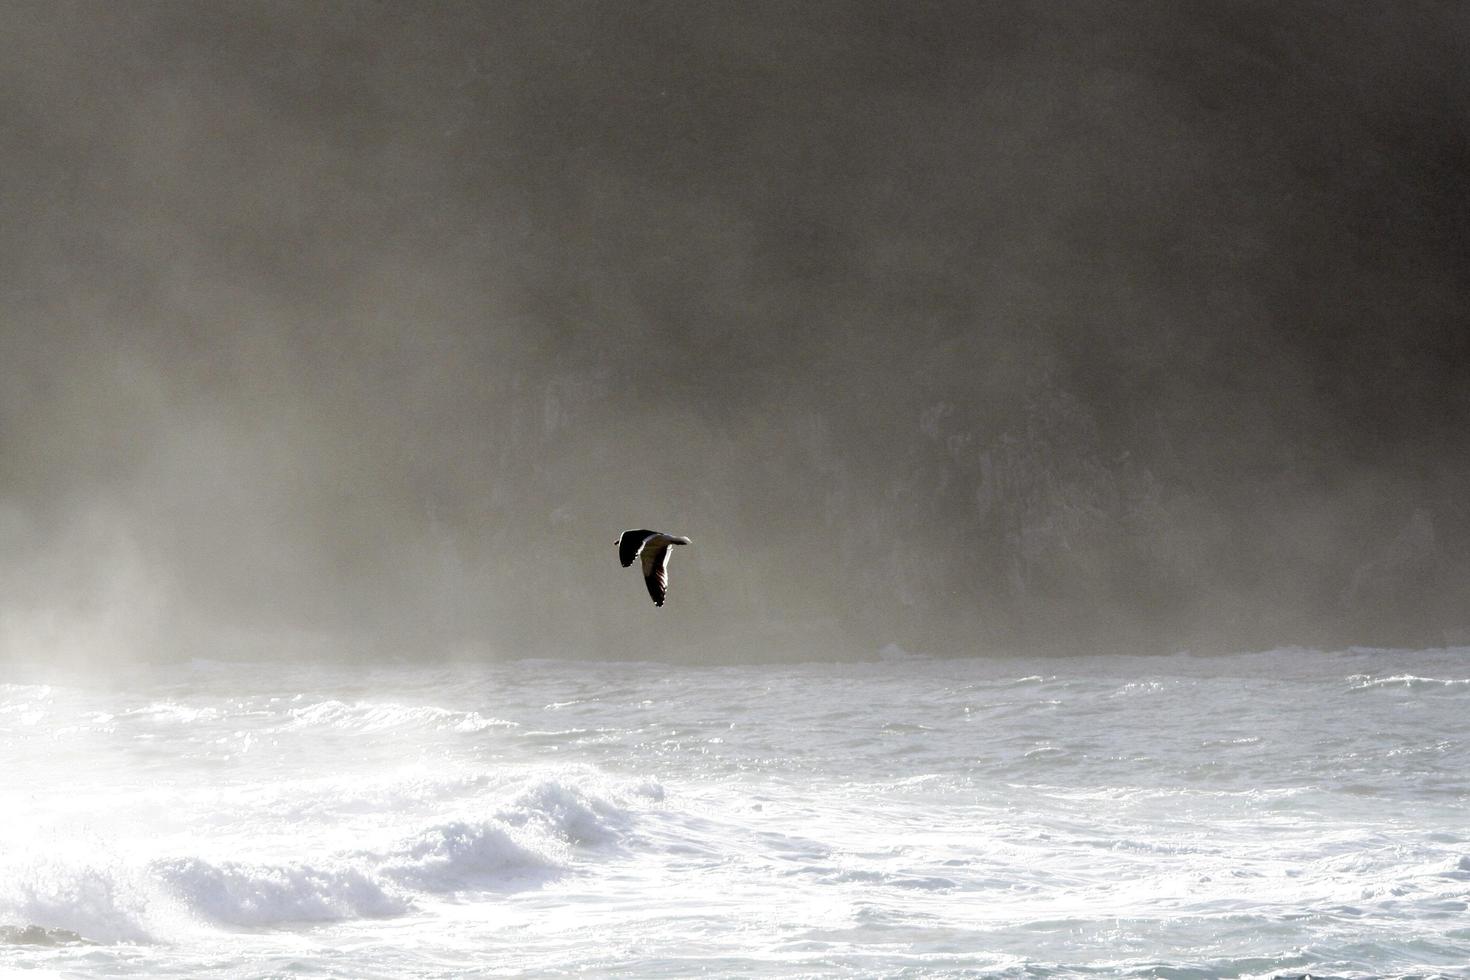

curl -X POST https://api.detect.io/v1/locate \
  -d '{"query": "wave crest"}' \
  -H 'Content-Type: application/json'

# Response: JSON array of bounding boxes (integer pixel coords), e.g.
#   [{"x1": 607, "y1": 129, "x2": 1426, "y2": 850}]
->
[
  {"x1": 1347, "y1": 674, "x2": 1470, "y2": 691},
  {"x1": 0, "y1": 772, "x2": 660, "y2": 938},
  {"x1": 282, "y1": 700, "x2": 518, "y2": 733},
  {"x1": 377, "y1": 820, "x2": 557, "y2": 891},
  {"x1": 153, "y1": 857, "x2": 408, "y2": 927}
]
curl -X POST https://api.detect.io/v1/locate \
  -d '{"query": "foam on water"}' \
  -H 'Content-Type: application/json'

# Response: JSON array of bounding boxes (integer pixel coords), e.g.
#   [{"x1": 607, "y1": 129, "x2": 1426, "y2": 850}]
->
[
  {"x1": 0, "y1": 648, "x2": 1466, "y2": 977},
  {"x1": 1347, "y1": 673, "x2": 1470, "y2": 691},
  {"x1": 153, "y1": 856, "x2": 409, "y2": 927},
  {"x1": 283, "y1": 699, "x2": 518, "y2": 733},
  {"x1": 0, "y1": 770, "x2": 650, "y2": 944}
]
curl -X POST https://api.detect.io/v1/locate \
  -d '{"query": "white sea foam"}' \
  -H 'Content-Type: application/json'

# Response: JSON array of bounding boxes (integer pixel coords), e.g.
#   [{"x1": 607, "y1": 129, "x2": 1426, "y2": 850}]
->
[
  {"x1": 282, "y1": 699, "x2": 517, "y2": 733},
  {"x1": 153, "y1": 856, "x2": 408, "y2": 926},
  {"x1": 375, "y1": 820, "x2": 556, "y2": 891},
  {"x1": 1, "y1": 650, "x2": 1466, "y2": 977},
  {"x1": 0, "y1": 861, "x2": 155, "y2": 944},
  {"x1": 0, "y1": 773, "x2": 653, "y2": 941},
  {"x1": 1347, "y1": 673, "x2": 1470, "y2": 691}
]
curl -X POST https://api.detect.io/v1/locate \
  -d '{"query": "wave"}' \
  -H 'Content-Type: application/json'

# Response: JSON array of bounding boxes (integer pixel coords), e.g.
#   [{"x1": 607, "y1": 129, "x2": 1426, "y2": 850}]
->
[
  {"x1": 504, "y1": 776, "x2": 660, "y2": 834},
  {"x1": 149, "y1": 811, "x2": 568, "y2": 929},
  {"x1": 0, "y1": 685, "x2": 55, "y2": 731},
  {"x1": 1347, "y1": 674, "x2": 1470, "y2": 691},
  {"x1": 1108, "y1": 680, "x2": 1168, "y2": 697},
  {"x1": 122, "y1": 701, "x2": 223, "y2": 725},
  {"x1": 1006, "y1": 675, "x2": 1057, "y2": 686},
  {"x1": 0, "y1": 773, "x2": 659, "y2": 938},
  {"x1": 807, "y1": 868, "x2": 959, "y2": 891},
  {"x1": 153, "y1": 856, "x2": 408, "y2": 927},
  {"x1": 0, "y1": 860, "x2": 162, "y2": 944},
  {"x1": 281, "y1": 699, "x2": 518, "y2": 733},
  {"x1": 0, "y1": 683, "x2": 53, "y2": 701},
  {"x1": 374, "y1": 820, "x2": 557, "y2": 891}
]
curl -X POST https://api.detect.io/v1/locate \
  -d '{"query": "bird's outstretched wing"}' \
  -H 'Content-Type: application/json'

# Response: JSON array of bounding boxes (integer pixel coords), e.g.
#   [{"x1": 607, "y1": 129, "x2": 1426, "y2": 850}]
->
[
  {"x1": 617, "y1": 529, "x2": 656, "y2": 568},
  {"x1": 641, "y1": 542, "x2": 672, "y2": 606}
]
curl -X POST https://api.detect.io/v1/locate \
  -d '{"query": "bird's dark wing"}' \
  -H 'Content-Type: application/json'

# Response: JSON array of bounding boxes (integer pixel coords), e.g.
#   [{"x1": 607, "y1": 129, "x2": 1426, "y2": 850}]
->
[
  {"x1": 641, "y1": 543, "x2": 672, "y2": 606},
  {"x1": 618, "y1": 529, "x2": 656, "y2": 568}
]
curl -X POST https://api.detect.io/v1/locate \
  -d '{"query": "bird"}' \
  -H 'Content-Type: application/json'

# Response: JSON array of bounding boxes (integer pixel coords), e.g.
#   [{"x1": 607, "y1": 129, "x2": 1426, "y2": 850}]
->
[{"x1": 616, "y1": 529, "x2": 691, "y2": 607}]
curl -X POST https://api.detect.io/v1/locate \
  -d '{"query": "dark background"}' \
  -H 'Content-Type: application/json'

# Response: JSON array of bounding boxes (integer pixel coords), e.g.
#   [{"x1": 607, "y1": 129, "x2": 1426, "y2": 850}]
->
[{"x1": 3, "y1": 1, "x2": 1467, "y2": 663}]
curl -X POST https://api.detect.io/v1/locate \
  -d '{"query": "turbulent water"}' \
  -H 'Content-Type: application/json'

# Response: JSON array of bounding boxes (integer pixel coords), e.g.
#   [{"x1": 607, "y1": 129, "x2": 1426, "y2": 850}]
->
[{"x1": 1, "y1": 648, "x2": 1467, "y2": 979}]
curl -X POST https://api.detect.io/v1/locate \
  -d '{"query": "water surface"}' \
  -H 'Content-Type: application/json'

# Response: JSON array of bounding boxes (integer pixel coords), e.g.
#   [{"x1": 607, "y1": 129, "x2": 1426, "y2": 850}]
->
[{"x1": 1, "y1": 648, "x2": 1466, "y2": 977}]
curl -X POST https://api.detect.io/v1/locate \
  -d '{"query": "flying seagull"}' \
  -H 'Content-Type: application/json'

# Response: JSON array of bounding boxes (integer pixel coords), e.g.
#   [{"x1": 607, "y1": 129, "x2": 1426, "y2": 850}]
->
[{"x1": 616, "y1": 529, "x2": 691, "y2": 607}]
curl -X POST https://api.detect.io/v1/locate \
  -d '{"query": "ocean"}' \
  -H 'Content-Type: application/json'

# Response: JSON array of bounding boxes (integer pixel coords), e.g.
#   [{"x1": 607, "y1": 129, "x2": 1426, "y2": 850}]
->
[{"x1": 1, "y1": 647, "x2": 1466, "y2": 978}]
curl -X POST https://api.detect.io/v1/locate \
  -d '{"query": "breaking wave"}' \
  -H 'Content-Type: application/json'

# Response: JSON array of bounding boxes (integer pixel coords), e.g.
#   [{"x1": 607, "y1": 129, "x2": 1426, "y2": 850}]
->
[
  {"x1": 4, "y1": 650, "x2": 1466, "y2": 976},
  {"x1": 281, "y1": 699, "x2": 518, "y2": 733},
  {"x1": 0, "y1": 773, "x2": 658, "y2": 940},
  {"x1": 1347, "y1": 673, "x2": 1470, "y2": 691},
  {"x1": 153, "y1": 857, "x2": 408, "y2": 927}
]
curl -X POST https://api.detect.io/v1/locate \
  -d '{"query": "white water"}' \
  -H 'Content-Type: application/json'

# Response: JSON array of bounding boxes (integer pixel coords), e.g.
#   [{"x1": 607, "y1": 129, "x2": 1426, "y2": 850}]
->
[{"x1": 1, "y1": 648, "x2": 1467, "y2": 978}]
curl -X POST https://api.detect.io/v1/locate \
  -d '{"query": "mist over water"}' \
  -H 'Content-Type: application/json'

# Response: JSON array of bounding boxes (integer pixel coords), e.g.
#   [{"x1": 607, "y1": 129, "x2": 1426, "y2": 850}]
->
[
  {"x1": 3, "y1": 7, "x2": 1470, "y2": 977},
  {"x1": 1, "y1": 6, "x2": 1468, "y2": 661}
]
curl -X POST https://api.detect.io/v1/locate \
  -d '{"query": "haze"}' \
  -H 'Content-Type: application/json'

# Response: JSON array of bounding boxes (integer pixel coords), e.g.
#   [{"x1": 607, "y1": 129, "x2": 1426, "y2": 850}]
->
[{"x1": 2, "y1": 1, "x2": 1467, "y2": 665}]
